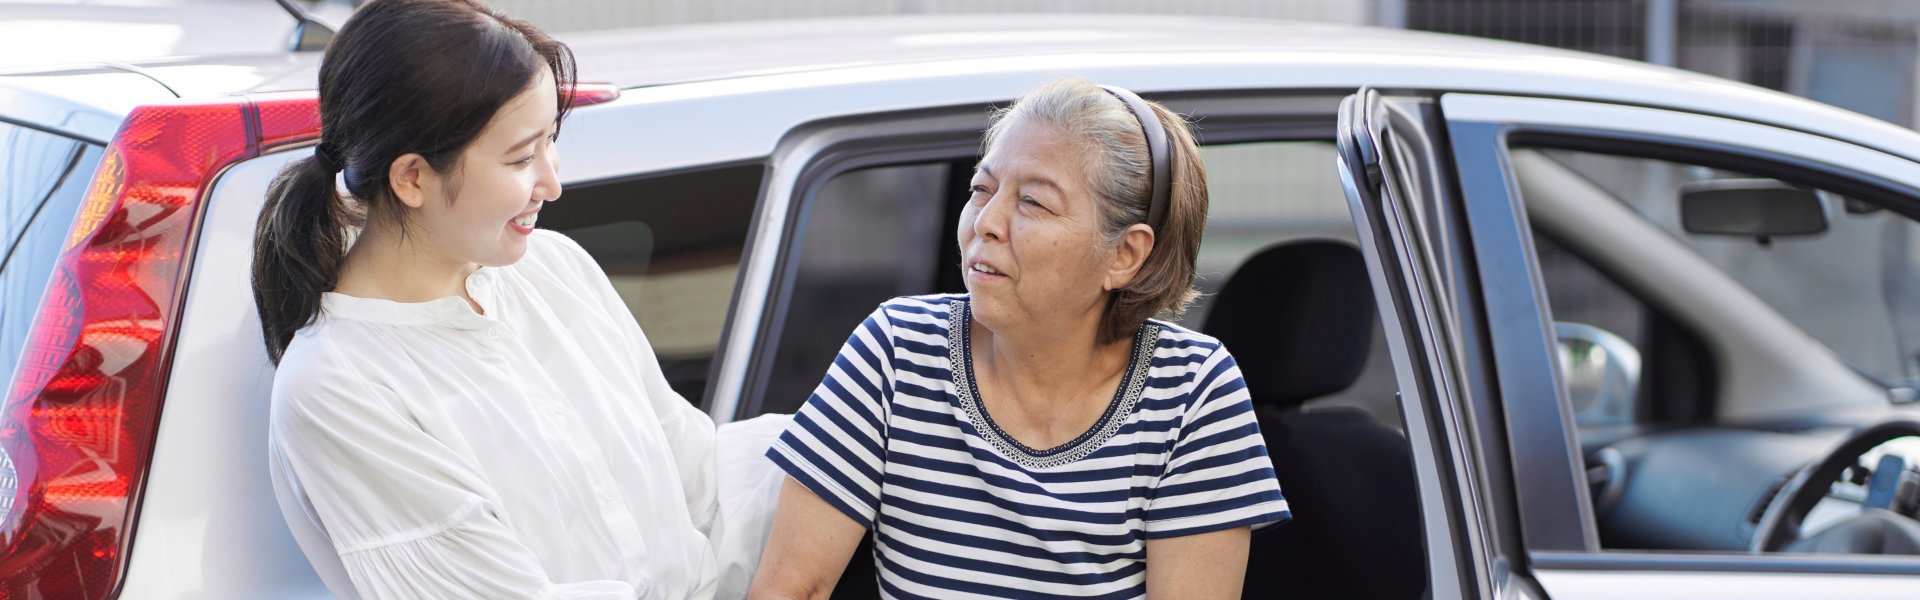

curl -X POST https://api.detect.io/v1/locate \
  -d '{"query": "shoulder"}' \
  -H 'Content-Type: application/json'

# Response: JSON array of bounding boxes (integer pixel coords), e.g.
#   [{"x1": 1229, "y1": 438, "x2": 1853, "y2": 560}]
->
[
  {"x1": 1142, "y1": 319, "x2": 1247, "y2": 404},
  {"x1": 272, "y1": 329, "x2": 395, "y2": 425},
  {"x1": 877, "y1": 294, "x2": 963, "y2": 325},
  {"x1": 1146, "y1": 318, "x2": 1231, "y2": 365}
]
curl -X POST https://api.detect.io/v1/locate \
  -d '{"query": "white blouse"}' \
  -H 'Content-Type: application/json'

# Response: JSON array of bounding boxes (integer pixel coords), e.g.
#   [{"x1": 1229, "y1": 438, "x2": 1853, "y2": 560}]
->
[{"x1": 269, "y1": 229, "x2": 734, "y2": 599}]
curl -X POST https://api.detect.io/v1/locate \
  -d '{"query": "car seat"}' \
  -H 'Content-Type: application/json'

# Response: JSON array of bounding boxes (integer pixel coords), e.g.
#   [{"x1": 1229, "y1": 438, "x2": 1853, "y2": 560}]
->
[{"x1": 1202, "y1": 239, "x2": 1427, "y2": 600}]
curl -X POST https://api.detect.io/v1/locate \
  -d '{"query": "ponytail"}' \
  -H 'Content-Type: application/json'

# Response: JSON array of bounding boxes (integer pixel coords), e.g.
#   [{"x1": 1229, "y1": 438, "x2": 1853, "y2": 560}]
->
[{"x1": 252, "y1": 153, "x2": 350, "y2": 365}]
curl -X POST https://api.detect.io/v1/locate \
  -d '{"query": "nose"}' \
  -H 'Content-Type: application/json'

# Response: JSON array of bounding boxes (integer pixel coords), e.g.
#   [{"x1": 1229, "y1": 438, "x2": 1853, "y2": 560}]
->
[
  {"x1": 970, "y1": 188, "x2": 1012, "y2": 243},
  {"x1": 535, "y1": 140, "x2": 563, "y2": 202}
]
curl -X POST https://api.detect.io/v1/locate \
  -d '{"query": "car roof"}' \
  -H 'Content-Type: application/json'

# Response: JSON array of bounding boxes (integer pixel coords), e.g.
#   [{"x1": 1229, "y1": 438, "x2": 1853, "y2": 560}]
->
[
  {"x1": 11, "y1": 14, "x2": 1920, "y2": 164},
  {"x1": 561, "y1": 15, "x2": 1614, "y2": 88}
]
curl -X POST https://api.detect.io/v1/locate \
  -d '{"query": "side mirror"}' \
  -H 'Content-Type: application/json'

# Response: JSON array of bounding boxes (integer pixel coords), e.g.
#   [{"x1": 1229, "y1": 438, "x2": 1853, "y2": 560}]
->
[
  {"x1": 1555, "y1": 322, "x2": 1641, "y2": 428},
  {"x1": 1679, "y1": 179, "x2": 1827, "y2": 242}
]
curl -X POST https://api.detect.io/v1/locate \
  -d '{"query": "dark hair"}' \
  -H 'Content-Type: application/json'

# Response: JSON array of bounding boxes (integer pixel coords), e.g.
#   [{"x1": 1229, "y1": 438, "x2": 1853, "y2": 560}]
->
[
  {"x1": 252, "y1": 0, "x2": 576, "y2": 364},
  {"x1": 983, "y1": 78, "x2": 1210, "y2": 345}
]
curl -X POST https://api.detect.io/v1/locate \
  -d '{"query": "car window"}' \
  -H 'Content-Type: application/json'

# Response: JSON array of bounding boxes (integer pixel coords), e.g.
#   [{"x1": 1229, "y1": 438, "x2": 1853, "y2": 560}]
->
[
  {"x1": 758, "y1": 140, "x2": 1399, "y2": 427},
  {"x1": 756, "y1": 160, "x2": 962, "y2": 416},
  {"x1": 1522, "y1": 147, "x2": 1920, "y2": 392},
  {"x1": 540, "y1": 163, "x2": 763, "y2": 406},
  {"x1": 1, "y1": 123, "x2": 98, "y2": 380}
]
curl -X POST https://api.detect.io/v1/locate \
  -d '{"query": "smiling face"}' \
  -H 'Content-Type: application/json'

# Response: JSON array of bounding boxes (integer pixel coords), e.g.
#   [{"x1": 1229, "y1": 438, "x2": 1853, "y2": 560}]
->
[
  {"x1": 961, "y1": 119, "x2": 1132, "y2": 338},
  {"x1": 405, "y1": 66, "x2": 563, "y2": 269}
]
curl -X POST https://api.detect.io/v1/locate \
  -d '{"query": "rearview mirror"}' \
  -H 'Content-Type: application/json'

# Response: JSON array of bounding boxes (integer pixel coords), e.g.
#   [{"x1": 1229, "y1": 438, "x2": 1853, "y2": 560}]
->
[{"x1": 1679, "y1": 179, "x2": 1827, "y2": 241}]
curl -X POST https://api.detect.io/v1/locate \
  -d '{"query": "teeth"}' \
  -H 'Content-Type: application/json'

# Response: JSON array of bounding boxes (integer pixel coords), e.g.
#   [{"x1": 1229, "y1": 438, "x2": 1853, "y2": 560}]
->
[
  {"x1": 972, "y1": 263, "x2": 998, "y2": 275},
  {"x1": 513, "y1": 213, "x2": 538, "y2": 228}
]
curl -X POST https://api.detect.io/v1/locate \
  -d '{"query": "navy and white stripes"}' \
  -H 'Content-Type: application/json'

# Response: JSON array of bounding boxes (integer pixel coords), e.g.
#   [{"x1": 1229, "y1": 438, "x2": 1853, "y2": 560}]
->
[{"x1": 768, "y1": 295, "x2": 1288, "y2": 599}]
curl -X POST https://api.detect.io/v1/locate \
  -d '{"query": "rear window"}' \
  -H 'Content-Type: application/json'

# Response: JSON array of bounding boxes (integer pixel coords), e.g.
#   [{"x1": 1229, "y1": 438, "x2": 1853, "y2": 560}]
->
[{"x1": 1, "y1": 122, "x2": 101, "y2": 380}]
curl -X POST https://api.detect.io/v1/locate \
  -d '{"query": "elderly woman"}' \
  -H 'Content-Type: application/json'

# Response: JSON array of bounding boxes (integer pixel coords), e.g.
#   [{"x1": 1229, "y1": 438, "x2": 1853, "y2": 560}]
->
[{"x1": 749, "y1": 78, "x2": 1289, "y2": 599}]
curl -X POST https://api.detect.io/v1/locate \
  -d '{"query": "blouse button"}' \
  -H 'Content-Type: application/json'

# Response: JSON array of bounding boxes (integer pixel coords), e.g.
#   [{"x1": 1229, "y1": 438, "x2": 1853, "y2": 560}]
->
[{"x1": 486, "y1": 329, "x2": 499, "y2": 340}]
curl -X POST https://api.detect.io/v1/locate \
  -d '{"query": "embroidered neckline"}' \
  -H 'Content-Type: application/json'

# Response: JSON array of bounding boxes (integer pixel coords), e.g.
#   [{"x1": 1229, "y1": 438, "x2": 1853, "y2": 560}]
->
[{"x1": 948, "y1": 299, "x2": 1158, "y2": 469}]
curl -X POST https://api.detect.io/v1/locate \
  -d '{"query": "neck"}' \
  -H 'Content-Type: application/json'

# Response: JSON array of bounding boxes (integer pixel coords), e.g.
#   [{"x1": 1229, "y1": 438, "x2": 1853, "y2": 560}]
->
[
  {"x1": 334, "y1": 220, "x2": 478, "y2": 306},
  {"x1": 972, "y1": 302, "x2": 1132, "y2": 412}
]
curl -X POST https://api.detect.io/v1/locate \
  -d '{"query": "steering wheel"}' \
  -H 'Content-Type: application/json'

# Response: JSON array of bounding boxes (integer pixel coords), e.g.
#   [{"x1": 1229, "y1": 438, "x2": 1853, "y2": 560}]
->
[{"x1": 1751, "y1": 417, "x2": 1920, "y2": 552}]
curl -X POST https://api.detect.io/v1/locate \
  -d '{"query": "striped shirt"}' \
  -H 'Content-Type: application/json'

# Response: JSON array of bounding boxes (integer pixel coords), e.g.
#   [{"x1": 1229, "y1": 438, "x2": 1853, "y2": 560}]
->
[{"x1": 767, "y1": 295, "x2": 1289, "y2": 599}]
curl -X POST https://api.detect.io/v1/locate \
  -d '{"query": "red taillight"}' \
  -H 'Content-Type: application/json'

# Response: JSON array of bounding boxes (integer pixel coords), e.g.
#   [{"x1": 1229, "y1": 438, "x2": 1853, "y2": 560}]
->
[
  {"x1": 570, "y1": 82, "x2": 621, "y2": 107},
  {"x1": 0, "y1": 92, "x2": 316, "y2": 599}
]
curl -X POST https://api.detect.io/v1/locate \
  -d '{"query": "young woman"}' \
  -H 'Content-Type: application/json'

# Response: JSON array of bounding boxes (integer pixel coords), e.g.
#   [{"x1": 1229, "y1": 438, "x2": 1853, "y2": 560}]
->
[
  {"x1": 252, "y1": 1, "x2": 777, "y2": 597},
  {"x1": 751, "y1": 78, "x2": 1289, "y2": 599}
]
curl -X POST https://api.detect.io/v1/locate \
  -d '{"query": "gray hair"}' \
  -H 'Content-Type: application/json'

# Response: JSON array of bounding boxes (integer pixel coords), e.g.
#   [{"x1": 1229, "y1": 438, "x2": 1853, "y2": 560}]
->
[
  {"x1": 983, "y1": 77, "x2": 1151, "y2": 246},
  {"x1": 981, "y1": 77, "x2": 1210, "y2": 344}
]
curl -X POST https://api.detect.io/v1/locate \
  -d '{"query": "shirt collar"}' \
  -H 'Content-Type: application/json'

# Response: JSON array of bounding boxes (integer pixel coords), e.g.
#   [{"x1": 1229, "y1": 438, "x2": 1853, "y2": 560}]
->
[{"x1": 319, "y1": 266, "x2": 501, "y2": 330}]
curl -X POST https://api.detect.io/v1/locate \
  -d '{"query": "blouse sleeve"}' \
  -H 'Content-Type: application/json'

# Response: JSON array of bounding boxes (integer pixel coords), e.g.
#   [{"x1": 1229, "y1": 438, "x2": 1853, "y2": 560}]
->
[
  {"x1": 1142, "y1": 348, "x2": 1292, "y2": 539},
  {"x1": 271, "y1": 345, "x2": 636, "y2": 599},
  {"x1": 764, "y1": 307, "x2": 897, "y2": 528}
]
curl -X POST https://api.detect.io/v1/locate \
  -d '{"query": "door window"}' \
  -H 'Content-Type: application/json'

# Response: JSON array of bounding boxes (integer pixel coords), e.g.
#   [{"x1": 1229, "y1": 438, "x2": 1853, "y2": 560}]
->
[{"x1": 1523, "y1": 147, "x2": 1920, "y2": 392}]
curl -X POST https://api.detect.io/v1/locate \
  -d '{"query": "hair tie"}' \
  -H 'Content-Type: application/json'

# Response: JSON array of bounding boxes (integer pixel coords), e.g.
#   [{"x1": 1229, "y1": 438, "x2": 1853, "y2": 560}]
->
[
  {"x1": 312, "y1": 142, "x2": 344, "y2": 174},
  {"x1": 1099, "y1": 85, "x2": 1172, "y2": 232}
]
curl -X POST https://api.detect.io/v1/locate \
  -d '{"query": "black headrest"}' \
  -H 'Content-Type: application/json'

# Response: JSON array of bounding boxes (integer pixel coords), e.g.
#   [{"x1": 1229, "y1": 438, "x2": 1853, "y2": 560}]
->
[{"x1": 1201, "y1": 240, "x2": 1374, "y2": 409}]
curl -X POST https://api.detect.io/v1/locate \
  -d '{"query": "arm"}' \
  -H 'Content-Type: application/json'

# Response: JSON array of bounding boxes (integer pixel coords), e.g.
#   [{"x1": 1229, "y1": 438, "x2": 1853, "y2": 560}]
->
[
  {"x1": 1144, "y1": 526, "x2": 1252, "y2": 600},
  {"x1": 1140, "y1": 348, "x2": 1288, "y2": 599},
  {"x1": 755, "y1": 305, "x2": 901, "y2": 598},
  {"x1": 748, "y1": 477, "x2": 869, "y2": 600}
]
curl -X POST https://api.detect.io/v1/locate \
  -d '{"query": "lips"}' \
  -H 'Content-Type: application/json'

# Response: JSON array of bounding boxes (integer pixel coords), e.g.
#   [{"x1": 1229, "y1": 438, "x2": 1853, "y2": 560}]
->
[
  {"x1": 967, "y1": 258, "x2": 1006, "y2": 279},
  {"x1": 510, "y1": 211, "x2": 538, "y2": 229}
]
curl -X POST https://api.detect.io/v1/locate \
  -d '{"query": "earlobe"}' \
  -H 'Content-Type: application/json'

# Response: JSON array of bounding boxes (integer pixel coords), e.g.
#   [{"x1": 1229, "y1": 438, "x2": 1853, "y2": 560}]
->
[{"x1": 388, "y1": 153, "x2": 430, "y2": 209}]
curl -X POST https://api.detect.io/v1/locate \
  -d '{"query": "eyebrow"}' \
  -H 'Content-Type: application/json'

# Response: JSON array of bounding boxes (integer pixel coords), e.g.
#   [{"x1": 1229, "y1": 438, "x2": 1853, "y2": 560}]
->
[
  {"x1": 974, "y1": 166, "x2": 1063, "y2": 194},
  {"x1": 504, "y1": 127, "x2": 547, "y2": 155}
]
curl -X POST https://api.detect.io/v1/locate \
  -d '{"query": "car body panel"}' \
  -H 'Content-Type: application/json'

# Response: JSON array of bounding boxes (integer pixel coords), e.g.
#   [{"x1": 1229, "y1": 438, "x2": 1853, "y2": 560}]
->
[
  {"x1": 1535, "y1": 568, "x2": 1920, "y2": 599},
  {"x1": 12, "y1": 13, "x2": 1920, "y2": 600},
  {"x1": 122, "y1": 151, "x2": 324, "y2": 600}
]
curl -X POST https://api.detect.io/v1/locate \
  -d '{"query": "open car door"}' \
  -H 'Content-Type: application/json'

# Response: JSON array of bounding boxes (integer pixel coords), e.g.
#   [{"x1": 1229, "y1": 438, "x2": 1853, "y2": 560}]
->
[{"x1": 1335, "y1": 87, "x2": 1533, "y2": 600}]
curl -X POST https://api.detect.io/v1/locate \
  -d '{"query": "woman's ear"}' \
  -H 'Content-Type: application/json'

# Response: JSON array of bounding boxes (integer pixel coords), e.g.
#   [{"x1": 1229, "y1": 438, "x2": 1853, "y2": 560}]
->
[
  {"x1": 388, "y1": 153, "x2": 433, "y2": 209},
  {"x1": 1104, "y1": 223, "x2": 1155, "y2": 291}
]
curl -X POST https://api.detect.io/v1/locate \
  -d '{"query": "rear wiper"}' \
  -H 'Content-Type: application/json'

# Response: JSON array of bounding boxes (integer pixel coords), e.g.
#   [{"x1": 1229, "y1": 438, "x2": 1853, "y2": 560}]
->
[{"x1": 274, "y1": 0, "x2": 337, "y2": 52}]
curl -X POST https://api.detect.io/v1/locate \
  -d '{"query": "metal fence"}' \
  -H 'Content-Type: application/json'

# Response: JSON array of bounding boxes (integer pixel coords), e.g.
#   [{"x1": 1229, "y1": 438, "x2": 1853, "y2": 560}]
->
[{"x1": 1405, "y1": 0, "x2": 1919, "y2": 125}]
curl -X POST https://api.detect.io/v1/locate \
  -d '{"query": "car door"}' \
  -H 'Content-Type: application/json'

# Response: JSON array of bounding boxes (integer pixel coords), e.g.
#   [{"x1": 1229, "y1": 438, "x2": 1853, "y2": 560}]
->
[
  {"x1": 1335, "y1": 88, "x2": 1526, "y2": 600},
  {"x1": 1435, "y1": 93, "x2": 1920, "y2": 597}
]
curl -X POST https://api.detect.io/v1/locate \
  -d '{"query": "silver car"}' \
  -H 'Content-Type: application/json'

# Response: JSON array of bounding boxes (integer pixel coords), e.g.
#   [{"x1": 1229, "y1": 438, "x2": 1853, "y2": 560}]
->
[{"x1": 4, "y1": 13, "x2": 1920, "y2": 600}]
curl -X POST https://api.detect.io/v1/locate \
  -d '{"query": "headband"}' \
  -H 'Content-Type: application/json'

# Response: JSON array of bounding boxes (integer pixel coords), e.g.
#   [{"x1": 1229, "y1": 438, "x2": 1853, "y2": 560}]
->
[{"x1": 1100, "y1": 85, "x2": 1172, "y2": 232}]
